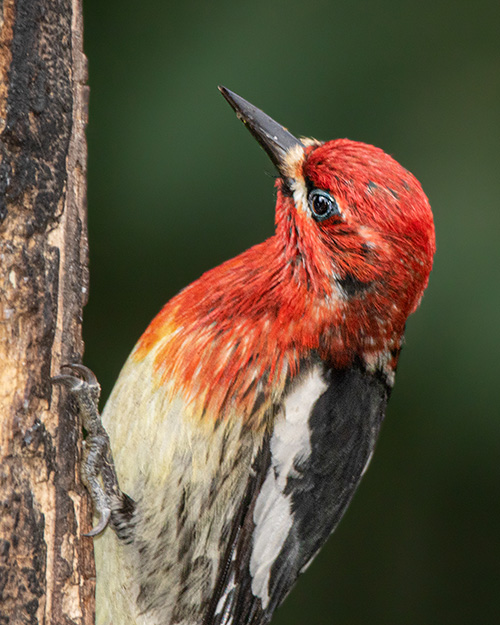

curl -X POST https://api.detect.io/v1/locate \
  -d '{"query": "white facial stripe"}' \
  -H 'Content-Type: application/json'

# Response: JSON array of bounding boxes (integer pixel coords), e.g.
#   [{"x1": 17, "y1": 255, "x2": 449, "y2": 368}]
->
[
  {"x1": 280, "y1": 143, "x2": 306, "y2": 179},
  {"x1": 280, "y1": 143, "x2": 309, "y2": 215},
  {"x1": 280, "y1": 138, "x2": 322, "y2": 216},
  {"x1": 291, "y1": 178, "x2": 309, "y2": 215}
]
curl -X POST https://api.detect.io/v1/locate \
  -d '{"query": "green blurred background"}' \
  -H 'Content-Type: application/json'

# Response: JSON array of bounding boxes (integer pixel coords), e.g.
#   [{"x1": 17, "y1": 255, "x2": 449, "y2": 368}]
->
[{"x1": 82, "y1": 1, "x2": 499, "y2": 623}]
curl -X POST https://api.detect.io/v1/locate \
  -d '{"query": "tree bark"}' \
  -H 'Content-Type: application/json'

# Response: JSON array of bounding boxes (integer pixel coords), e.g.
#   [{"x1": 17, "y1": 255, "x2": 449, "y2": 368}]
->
[{"x1": 0, "y1": 1, "x2": 94, "y2": 623}]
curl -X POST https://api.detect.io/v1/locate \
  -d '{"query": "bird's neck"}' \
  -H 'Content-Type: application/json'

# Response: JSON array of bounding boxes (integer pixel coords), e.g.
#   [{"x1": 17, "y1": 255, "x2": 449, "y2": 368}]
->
[{"x1": 133, "y1": 231, "x2": 403, "y2": 429}]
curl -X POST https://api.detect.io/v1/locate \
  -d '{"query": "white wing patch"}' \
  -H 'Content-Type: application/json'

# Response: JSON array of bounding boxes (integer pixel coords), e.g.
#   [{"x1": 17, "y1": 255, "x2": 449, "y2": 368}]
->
[{"x1": 249, "y1": 366, "x2": 328, "y2": 608}]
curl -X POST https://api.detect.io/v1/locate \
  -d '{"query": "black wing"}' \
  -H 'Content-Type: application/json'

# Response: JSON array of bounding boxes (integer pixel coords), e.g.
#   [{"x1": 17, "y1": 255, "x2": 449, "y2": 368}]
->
[{"x1": 204, "y1": 362, "x2": 390, "y2": 625}]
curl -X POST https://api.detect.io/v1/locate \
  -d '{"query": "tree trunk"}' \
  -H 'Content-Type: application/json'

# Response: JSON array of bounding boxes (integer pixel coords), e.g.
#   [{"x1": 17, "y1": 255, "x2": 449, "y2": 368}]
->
[{"x1": 0, "y1": 1, "x2": 94, "y2": 623}]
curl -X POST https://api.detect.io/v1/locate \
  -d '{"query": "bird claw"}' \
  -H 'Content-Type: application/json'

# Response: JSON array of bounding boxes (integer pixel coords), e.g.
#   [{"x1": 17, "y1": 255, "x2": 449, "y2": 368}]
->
[
  {"x1": 51, "y1": 364, "x2": 100, "y2": 400},
  {"x1": 51, "y1": 373, "x2": 85, "y2": 392},
  {"x1": 52, "y1": 363, "x2": 124, "y2": 537},
  {"x1": 84, "y1": 507, "x2": 111, "y2": 537},
  {"x1": 61, "y1": 363, "x2": 99, "y2": 386}
]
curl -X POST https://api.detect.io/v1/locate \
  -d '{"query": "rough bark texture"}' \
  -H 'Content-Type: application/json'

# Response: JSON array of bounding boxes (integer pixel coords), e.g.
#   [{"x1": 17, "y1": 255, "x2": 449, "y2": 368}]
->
[{"x1": 0, "y1": 1, "x2": 94, "y2": 623}]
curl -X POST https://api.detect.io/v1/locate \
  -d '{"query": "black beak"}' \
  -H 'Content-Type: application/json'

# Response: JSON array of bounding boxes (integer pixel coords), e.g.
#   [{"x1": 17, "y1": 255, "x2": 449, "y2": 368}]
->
[{"x1": 219, "y1": 86, "x2": 304, "y2": 177}]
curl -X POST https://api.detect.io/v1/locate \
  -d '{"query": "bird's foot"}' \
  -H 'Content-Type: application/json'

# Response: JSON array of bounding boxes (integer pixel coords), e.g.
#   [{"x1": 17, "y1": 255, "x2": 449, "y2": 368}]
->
[{"x1": 52, "y1": 364, "x2": 133, "y2": 538}]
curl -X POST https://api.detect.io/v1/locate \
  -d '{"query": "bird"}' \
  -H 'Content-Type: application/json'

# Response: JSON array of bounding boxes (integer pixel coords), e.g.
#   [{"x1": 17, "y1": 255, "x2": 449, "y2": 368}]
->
[{"x1": 54, "y1": 86, "x2": 435, "y2": 625}]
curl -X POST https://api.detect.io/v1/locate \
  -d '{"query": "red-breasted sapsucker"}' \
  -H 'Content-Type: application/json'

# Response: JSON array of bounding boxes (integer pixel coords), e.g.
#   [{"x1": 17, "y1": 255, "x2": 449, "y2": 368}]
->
[{"x1": 54, "y1": 87, "x2": 435, "y2": 625}]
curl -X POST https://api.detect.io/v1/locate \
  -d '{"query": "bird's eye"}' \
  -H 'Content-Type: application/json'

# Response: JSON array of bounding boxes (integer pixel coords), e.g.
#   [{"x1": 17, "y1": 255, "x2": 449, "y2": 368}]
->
[{"x1": 308, "y1": 189, "x2": 340, "y2": 222}]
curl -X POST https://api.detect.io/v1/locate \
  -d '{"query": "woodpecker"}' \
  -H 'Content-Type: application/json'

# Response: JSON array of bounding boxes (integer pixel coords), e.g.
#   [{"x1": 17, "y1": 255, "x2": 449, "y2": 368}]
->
[{"x1": 54, "y1": 87, "x2": 435, "y2": 625}]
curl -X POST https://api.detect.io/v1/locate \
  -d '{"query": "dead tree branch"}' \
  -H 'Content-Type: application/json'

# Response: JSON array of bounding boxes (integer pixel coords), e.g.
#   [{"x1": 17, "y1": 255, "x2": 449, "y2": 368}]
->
[{"x1": 0, "y1": 1, "x2": 94, "y2": 623}]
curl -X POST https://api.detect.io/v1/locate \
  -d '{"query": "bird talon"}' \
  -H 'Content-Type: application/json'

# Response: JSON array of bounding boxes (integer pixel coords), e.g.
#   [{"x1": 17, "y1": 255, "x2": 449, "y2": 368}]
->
[
  {"x1": 52, "y1": 362, "x2": 101, "y2": 411},
  {"x1": 52, "y1": 363, "x2": 128, "y2": 539},
  {"x1": 83, "y1": 507, "x2": 111, "y2": 537},
  {"x1": 61, "y1": 363, "x2": 99, "y2": 387},
  {"x1": 51, "y1": 373, "x2": 84, "y2": 391}
]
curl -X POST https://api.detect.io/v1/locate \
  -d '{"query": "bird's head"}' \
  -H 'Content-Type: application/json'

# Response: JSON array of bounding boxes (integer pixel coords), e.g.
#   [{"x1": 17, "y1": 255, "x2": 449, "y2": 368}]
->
[{"x1": 220, "y1": 87, "x2": 435, "y2": 366}]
